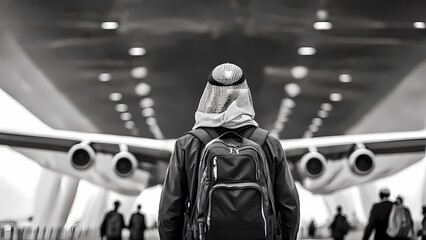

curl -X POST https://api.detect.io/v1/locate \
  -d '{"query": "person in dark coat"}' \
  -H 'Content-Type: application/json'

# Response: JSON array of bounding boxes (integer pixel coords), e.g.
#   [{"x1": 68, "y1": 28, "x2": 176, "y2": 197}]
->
[
  {"x1": 362, "y1": 188, "x2": 394, "y2": 240},
  {"x1": 128, "y1": 204, "x2": 147, "y2": 240},
  {"x1": 158, "y1": 63, "x2": 300, "y2": 240},
  {"x1": 100, "y1": 201, "x2": 126, "y2": 240},
  {"x1": 308, "y1": 220, "x2": 317, "y2": 237},
  {"x1": 419, "y1": 206, "x2": 426, "y2": 240},
  {"x1": 329, "y1": 205, "x2": 350, "y2": 240}
]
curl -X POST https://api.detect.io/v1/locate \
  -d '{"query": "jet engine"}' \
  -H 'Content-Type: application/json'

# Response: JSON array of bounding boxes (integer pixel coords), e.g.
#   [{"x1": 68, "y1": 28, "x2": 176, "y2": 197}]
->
[
  {"x1": 68, "y1": 142, "x2": 96, "y2": 170},
  {"x1": 112, "y1": 151, "x2": 138, "y2": 178},
  {"x1": 348, "y1": 147, "x2": 375, "y2": 175},
  {"x1": 298, "y1": 151, "x2": 327, "y2": 178}
]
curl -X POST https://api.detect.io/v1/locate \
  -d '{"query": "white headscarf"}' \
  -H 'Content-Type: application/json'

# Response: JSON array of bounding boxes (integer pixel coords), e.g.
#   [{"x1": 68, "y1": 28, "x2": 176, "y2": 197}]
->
[{"x1": 193, "y1": 63, "x2": 259, "y2": 129}]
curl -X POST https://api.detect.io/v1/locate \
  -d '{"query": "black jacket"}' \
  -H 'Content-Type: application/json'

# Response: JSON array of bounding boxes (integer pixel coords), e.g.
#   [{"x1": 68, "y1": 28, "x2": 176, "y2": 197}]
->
[
  {"x1": 329, "y1": 214, "x2": 349, "y2": 238},
  {"x1": 362, "y1": 200, "x2": 393, "y2": 240},
  {"x1": 158, "y1": 126, "x2": 300, "y2": 240},
  {"x1": 128, "y1": 212, "x2": 147, "y2": 240},
  {"x1": 100, "y1": 210, "x2": 126, "y2": 239}
]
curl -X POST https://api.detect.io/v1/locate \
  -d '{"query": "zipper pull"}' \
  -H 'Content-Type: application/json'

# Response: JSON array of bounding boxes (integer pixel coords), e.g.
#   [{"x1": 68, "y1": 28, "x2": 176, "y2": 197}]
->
[
  {"x1": 199, "y1": 223, "x2": 204, "y2": 240},
  {"x1": 213, "y1": 157, "x2": 217, "y2": 181}
]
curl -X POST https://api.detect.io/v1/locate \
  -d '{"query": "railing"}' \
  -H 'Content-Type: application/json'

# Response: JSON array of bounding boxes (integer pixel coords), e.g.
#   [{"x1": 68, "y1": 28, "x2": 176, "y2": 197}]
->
[
  {"x1": 0, "y1": 226, "x2": 100, "y2": 240},
  {"x1": 0, "y1": 226, "x2": 160, "y2": 240}
]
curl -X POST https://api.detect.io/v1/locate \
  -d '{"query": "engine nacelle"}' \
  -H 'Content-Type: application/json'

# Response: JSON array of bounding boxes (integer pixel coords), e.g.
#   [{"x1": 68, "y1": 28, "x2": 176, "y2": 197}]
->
[
  {"x1": 299, "y1": 151, "x2": 327, "y2": 178},
  {"x1": 112, "y1": 151, "x2": 138, "y2": 178},
  {"x1": 68, "y1": 143, "x2": 96, "y2": 170},
  {"x1": 348, "y1": 148, "x2": 375, "y2": 175}
]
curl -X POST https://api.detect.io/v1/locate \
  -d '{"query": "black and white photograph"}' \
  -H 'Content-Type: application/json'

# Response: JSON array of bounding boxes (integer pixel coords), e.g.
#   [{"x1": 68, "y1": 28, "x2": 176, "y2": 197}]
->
[{"x1": 1, "y1": 1, "x2": 426, "y2": 240}]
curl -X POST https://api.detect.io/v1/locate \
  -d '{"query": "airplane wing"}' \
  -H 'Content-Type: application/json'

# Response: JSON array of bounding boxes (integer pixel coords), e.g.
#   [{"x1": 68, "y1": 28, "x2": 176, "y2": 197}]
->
[
  {"x1": 282, "y1": 130, "x2": 426, "y2": 194},
  {"x1": 0, "y1": 129, "x2": 174, "y2": 195},
  {"x1": 1, "y1": 128, "x2": 425, "y2": 195}
]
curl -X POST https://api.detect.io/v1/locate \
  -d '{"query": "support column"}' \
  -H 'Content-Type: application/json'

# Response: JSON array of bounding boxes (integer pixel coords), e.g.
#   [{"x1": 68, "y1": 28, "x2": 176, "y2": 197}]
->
[
  {"x1": 47, "y1": 176, "x2": 80, "y2": 227},
  {"x1": 32, "y1": 169, "x2": 62, "y2": 228}
]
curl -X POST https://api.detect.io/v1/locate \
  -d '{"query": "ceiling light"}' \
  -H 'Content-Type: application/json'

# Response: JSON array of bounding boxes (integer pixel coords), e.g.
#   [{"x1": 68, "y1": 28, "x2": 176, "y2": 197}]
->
[
  {"x1": 131, "y1": 67, "x2": 148, "y2": 79},
  {"x1": 124, "y1": 121, "x2": 135, "y2": 129},
  {"x1": 339, "y1": 74, "x2": 352, "y2": 83},
  {"x1": 120, "y1": 112, "x2": 132, "y2": 121},
  {"x1": 129, "y1": 47, "x2": 146, "y2": 56},
  {"x1": 149, "y1": 125, "x2": 164, "y2": 139},
  {"x1": 312, "y1": 118, "x2": 323, "y2": 126},
  {"x1": 139, "y1": 98, "x2": 154, "y2": 108},
  {"x1": 309, "y1": 124, "x2": 319, "y2": 133},
  {"x1": 297, "y1": 47, "x2": 316, "y2": 56},
  {"x1": 318, "y1": 110, "x2": 329, "y2": 118},
  {"x1": 284, "y1": 83, "x2": 301, "y2": 98},
  {"x1": 278, "y1": 115, "x2": 288, "y2": 123},
  {"x1": 130, "y1": 128, "x2": 139, "y2": 136},
  {"x1": 142, "y1": 108, "x2": 155, "y2": 117},
  {"x1": 101, "y1": 21, "x2": 119, "y2": 30},
  {"x1": 282, "y1": 98, "x2": 296, "y2": 108},
  {"x1": 290, "y1": 66, "x2": 309, "y2": 79},
  {"x1": 109, "y1": 93, "x2": 122, "y2": 102},
  {"x1": 115, "y1": 104, "x2": 128, "y2": 112},
  {"x1": 329, "y1": 93, "x2": 343, "y2": 102},
  {"x1": 313, "y1": 21, "x2": 333, "y2": 30},
  {"x1": 316, "y1": 9, "x2": 328, "y2": 21},
  {"x1": 280, "y1": 108, "x2": 292, "y2": 116},
  {"x1": 134, "y1": 82, "x2": 151, "y2": 96},
  {"x1": 98, "y1": 73, "x2": 111, "y2": 82},
  {"x1": 146, "y1": 117, "x2": 157, "y2": 126},
  {"x1": 303, "y1": 131, "x2": 313, "y2": 138},
  {"x1": 320, "y1": 103, "x2": 333, "y2": 111},
  {"x1": 414, "y1": 22, "x2": 426, "y2": 29}
]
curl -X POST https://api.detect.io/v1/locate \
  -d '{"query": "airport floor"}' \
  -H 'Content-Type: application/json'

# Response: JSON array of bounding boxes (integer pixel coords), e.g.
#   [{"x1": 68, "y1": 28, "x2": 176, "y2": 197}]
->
[{"x1": 141, "y1": 228, "x2": 367, "y2": 240}]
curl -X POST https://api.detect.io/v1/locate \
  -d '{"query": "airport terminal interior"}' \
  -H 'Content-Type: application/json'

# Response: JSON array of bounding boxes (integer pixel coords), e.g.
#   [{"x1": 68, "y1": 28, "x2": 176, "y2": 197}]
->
[{"x1": 1, "y1": 1, "x2": 426, "y2": 239}]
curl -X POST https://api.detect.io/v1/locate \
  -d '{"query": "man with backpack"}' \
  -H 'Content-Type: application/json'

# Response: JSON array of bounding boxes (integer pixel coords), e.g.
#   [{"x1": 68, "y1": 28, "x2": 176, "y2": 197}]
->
[
  {"x1": 128, "y1": 204, "x2": 147, "y2": 240},
  {"x1": 100, "y1": 201, "x2": 126, "y2": 240},
  {"x1": 329, "y1": 205, "x2": 350, "y2": 240},
  {"x1": 158, "y1": 63, "x2": 300, "y2": 240}
]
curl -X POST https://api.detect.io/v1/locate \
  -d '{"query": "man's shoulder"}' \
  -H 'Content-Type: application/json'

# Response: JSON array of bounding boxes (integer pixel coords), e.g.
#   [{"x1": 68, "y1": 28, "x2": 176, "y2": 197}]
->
[
  {"x1": 265, "y1": 132, "x2": 280, "y2": 145},
  {"x1": 178, "y1": 127, "x2": 280, "y2": 146},
  {"x1": 373, "y1": 201, "x2": 393, "y2": 209},
  {"x1": 176, "y1": 131, "x2": 202, "y2": 145}
]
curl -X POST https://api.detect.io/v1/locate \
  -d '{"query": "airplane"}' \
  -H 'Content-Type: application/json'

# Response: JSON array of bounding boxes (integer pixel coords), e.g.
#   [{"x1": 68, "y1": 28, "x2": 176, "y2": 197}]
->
[{"x1": 1, "y1": 86, "x2": 425, "y2": 196}]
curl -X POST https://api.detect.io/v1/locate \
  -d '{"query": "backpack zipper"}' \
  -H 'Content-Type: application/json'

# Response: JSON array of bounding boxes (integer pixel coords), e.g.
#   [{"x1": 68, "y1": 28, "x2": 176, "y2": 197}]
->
[
  {"x1": 228, "y1": 144, "x2": 240, "y2": 154},
  {"x1": 206, "y1": 182, "x2": 267, "y2": 237},
  {"x1": 213, "y1": 157, "x2": 217, "y2": 181}
]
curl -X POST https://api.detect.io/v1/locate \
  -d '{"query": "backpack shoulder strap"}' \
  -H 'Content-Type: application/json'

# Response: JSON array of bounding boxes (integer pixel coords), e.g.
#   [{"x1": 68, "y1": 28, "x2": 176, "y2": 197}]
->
[
  {"x1": 248, "y1": 127, "x2": 269, "y2": 147},
  {"x1": 186, "y1": 128, "x2": 219, "y2": 146}
]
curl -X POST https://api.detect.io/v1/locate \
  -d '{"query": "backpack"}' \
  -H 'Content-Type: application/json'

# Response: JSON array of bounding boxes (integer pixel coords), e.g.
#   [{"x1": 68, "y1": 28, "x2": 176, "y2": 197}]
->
[
  {"x1": 186, "y1": 127, "x2": 279, "y2": 240},
  {"x1": 386, "y1": 204, "x2": 413, "y2": 238},
  {"x1": 106, "y1": 211, "x2": 123, "y2": 238}
]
